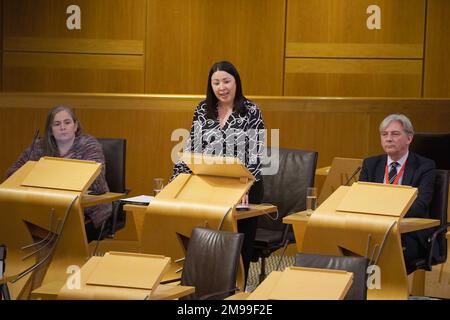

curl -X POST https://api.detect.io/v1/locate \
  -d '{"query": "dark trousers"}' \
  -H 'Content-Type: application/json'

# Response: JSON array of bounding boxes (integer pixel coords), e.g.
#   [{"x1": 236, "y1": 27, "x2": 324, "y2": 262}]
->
[
  {"x1": 237, "y1": 179, "x2": 264, "y2": 286},
  {"x1": 85, "y1": 220, "x2": 105, "y2": 243}
]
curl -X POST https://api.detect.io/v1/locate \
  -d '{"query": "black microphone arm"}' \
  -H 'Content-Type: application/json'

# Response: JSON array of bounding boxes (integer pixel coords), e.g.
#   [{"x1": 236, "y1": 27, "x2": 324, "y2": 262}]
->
[{"x1": 344, "y1": 166, "x2": 362, "y2": 186}]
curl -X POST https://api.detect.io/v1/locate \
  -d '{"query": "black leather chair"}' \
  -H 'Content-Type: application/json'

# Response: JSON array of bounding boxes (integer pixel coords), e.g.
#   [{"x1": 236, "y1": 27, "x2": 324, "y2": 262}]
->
[
  {"x1": 252, "y1": 148, "x2": 318, "y2": 282},
  {"x1": 410, "y1": 132, "x2": 450, "y2": 170},
  {"x1": 294, "y1": 252, "x2": 369, "y2": 300},
  {"x1": 411, "y1": 169, "x2": 449, "y2": 272},
  {"x1": 409, "y1": 133, "x2": 450, "y2": 273},
  {"x1": 180, "y1": 227, "x2": 244, "y2": 300},
  {"x1": 97, "y1": 138, "x2": 129, "y2": 237}
]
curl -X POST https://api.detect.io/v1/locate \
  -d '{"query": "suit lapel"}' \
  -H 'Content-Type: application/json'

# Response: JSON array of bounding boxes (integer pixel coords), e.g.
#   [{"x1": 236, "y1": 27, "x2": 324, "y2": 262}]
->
[
  {"x1": 375, "y1": 155, "x2": 387, "y2": 183},
  {"x1": 402, "y1": 152, "x2": 415, "y2": 185}
]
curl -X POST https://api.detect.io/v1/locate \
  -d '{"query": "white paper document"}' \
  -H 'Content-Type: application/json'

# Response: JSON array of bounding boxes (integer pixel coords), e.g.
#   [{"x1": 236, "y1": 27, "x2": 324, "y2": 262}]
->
[{"x1": 121, "y1": 195, "x2": 154, "y2": 204}]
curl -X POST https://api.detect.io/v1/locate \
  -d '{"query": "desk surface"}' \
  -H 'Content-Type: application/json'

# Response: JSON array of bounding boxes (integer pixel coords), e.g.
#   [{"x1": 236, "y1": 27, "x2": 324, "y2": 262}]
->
[
  {"x1": 81, "y1": 192, "x2": 126, "y2": 207},
  {"x1": 284, "y1": 211, "x2": 440, "y2": 234},
  {"x1": 247, "y1": 267, "x2": 352, "y2": 300},
  {"x1": 315, "y1": 166, "x2": 331, "y2": 176},
  {"x1": 57, "y1": 256, "x2": 194, "y2": 300},
  {"x1": 124, "y1": 203, "x2": 277, "y2": 220}
]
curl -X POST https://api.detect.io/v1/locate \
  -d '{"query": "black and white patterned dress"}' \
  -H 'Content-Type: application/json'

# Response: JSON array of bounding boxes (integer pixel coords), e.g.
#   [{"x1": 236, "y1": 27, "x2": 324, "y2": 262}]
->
[{"x1": 172, "y1": 99, "x2": 265, "y2": 181}]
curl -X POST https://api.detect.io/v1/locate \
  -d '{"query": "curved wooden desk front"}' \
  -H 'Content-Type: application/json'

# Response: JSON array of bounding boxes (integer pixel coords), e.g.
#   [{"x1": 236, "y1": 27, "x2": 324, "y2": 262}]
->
[
  {"x1": 284, "y1": 185, "x2": 439, "y2": 300},
  {"x1": 0, "y1": 159, "x2": 99, "y2": 299}
]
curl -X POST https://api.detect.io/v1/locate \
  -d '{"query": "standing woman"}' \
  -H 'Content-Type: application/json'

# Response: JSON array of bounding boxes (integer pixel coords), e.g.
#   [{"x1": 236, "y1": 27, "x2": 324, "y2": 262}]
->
[
  {"x1": 172, "y1": 61, "x2": 265, "y2": 285},
  {"x1": 6, "y1": 105, "x2": 111, "y2": 242}
]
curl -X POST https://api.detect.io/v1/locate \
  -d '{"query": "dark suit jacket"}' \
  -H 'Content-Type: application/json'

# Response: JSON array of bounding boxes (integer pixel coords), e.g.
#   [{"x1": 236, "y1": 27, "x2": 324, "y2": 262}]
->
[
  {"x1": 359, "y1": 152, "x2": 436, "y2": 219},
  {"x1": 359, "y1": 152, "x2": 436, "y2": 269}
]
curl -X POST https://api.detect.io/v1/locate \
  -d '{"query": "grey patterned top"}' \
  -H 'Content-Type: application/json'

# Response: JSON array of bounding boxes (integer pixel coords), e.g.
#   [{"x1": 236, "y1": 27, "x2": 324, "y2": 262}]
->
[{"x1": 172, "y1": 99, "x2": 265, "y2": 181}]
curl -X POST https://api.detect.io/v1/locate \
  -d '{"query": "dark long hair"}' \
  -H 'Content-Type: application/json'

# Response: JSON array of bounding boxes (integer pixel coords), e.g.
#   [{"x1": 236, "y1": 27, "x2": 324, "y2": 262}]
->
[
  {"x1": 43, "y1": 105, "x2": 83, "y2": 156},
  {"x1": 205, "y1": 61, "x2": 247, "y2": 119}
]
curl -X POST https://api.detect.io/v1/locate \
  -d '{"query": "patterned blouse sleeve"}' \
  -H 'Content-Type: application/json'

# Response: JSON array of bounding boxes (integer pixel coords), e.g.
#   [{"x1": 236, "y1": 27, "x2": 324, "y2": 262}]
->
[
  {"x1": 81, "y1": 136, "x2": 110, "y2": 194},
  {"x1": 5, "y1": 138, "x2": 43, "y2": 178},
  {"x1": 246, "y1": 103, "x2": 265, "y2": 181},
  {"x1": 5, "y1": 147, "x2": 32, "y2": 178}
]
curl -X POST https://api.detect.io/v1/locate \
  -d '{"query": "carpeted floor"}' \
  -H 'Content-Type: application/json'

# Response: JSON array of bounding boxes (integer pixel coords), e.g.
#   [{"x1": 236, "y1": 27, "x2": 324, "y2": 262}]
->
[{"x1": 246, "y1": 255, "x2": 295, "y2": 292}]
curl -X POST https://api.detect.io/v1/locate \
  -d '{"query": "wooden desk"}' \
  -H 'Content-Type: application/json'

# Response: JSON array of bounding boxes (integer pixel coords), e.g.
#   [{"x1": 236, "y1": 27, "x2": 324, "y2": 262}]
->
[
  {"x1": 94, "y1": 203, "x2": 277, "y2": 256},
  {"x1": 399, "y1": 218, "x2": 440, "y2": 233},
  {"x1": 57, "y1": 256, "x2": 194, "y2": 300},
  {"x1": 233, "y1": 204, "x2": 277, "y2": 220},
  {"x1": 123, "y1": 203, "x2": 276, "y2": 219},
  {"x1": 81, "y1": 192, "x2": 126, "y2": 207},
  {"x1": 283, "y1": 184, "x2": 441, "y2": 300},
  {"x1": 247, "y1": 267, "x2": 353, "y2": 300},
  {"x1": 121, "y1": 203, "x2": 277, "y2": 240},
  {"x1": 284, "y1": 211, "x2": 440, "y2": 252},
  {"x1": 315, "y1": 166, "x2": 331, "y2": 176}
]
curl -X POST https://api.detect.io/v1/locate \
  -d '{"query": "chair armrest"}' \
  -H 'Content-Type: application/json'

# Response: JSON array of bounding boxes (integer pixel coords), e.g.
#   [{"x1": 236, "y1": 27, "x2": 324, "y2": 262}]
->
[{"x1": 426, "y1": 222, "x2": 450, "y2": 269}]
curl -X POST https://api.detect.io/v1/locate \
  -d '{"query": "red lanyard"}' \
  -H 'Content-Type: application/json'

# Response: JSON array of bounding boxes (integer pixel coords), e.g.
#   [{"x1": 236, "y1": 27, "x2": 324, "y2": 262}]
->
[{"x1": 384, "y1": 161, "x2": 406, "y2": 185}]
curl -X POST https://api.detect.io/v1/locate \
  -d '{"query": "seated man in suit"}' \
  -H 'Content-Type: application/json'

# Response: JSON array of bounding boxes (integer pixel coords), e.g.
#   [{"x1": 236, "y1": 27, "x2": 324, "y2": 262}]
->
[{"x1": 359, "y1": 113, "x2": 436, "y2": 274}]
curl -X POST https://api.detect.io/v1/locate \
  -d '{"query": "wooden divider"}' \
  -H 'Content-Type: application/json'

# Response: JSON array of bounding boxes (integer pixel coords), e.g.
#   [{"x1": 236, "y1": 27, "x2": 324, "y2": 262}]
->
[{"x1": 1, "y1": 93, "x2": 449, "y2": 197}]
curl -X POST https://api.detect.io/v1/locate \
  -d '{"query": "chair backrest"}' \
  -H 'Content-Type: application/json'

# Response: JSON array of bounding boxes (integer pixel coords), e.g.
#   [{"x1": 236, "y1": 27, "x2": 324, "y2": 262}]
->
[
  {"x1": 180, "y1": 227, "x2": 244, "y2": 300},
  {"x1": 294, "y1": 252, "x2": 369, "y2": 300},
  {"x1": 97, "y1": 138, "x2": 127, "y2": 193},
  {"x1": 258, "y1": 147, "x2": 318, "y2": 231},
  {"x1": 428, "y1": 169, "x2": 449, "y2": 265},
  {"x1": 410, "y1": 132, "x2": 450, "y2": 170}
]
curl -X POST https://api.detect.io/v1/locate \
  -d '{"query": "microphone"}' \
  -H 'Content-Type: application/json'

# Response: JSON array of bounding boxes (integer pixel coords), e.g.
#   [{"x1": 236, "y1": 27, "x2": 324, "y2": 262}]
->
[
  {"x1": 28, "y1": 128, "x2": 40, "y2": 158},
  {"x1": 344, "y1": 166, "x2": 362, "y2": 186}
]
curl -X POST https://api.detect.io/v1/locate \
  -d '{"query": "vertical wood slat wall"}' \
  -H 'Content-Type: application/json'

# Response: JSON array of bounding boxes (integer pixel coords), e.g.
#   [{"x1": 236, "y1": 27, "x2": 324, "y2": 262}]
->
[
  {"x1": 1, "y1": 0, "x2": 450, "y2": 97},
  {"x1": 424, "y1": 0, "x2": 450, "y2": 97},
  {"x1": 0, "y1": 0, "x2": 3, "y2": 91}
]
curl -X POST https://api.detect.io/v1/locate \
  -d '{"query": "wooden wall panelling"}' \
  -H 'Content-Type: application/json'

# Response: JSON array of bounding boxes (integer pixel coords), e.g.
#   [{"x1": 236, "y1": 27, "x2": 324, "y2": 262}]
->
[
  {"x1": 367, "y1": 103, "x2": 450, "y2": 156},
  {"x1": 285, "y1": 0, "x2": 426, "y2": 97},
  {"x1": 286, "y1": 0, "x2": 426, "y2": 58},
  {"x1": 284, "y1": 58, "x2": 423, "y2": 97},
  {"x1": 2, "y1": 52, "x2": 144, "y2": 93},
  {"x1": 2, "y1": 0, "x2": 146, "y2": 93},
  {"x1": 1, "y1": 94, "x2": 449, "y2": 197},
  {"x1": 0, "y1": 0, "x2": 3, "y2": 91},
  {"x1": 3, "y1": 0, "x2": 146, "y2": 53},
  {"x1": 424, "y1": 0, "x2": 450, "y2": 97},
  {"x1": 145, "y1": 0, "x2": 285, "y2": 95}
]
